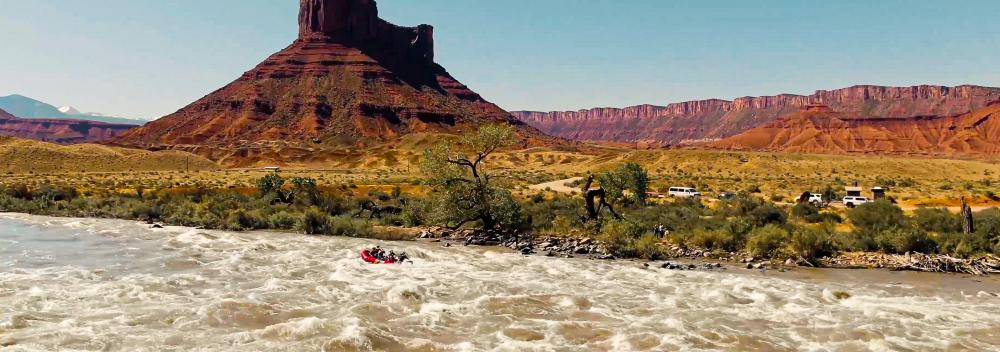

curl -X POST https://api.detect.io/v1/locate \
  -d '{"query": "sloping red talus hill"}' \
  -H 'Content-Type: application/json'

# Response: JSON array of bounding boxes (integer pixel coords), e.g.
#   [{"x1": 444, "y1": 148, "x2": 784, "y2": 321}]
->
[
  {"x1": 707, "y1": 103, "x2": 1000, "y2": 157},
  {"x1": 512, "y1": 85, "x2": 1000, "y2": 145},
  {"x1": 0, "y1": 108, "x2": 15, "y2": 120},
  {"x1": 0, "y1": 108, "x2": 135, "y2": 144},
  {"x1": 117, "y1": 0, "x2": 543, "y2": 149}
]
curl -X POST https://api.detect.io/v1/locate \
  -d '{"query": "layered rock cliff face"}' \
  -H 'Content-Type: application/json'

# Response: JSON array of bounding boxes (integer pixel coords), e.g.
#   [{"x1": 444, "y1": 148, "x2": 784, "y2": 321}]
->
[
  {"x1": 0, "y1": 108, "x2": 134, "y2": 144},
  {"x1": 512, "y1": 85, "x2": 1000, "y2": 144},
  {"x1": 708, "y1": 102, "x2": 1000, "y2": 157},
  {"x1": 118, "y1": 0, "x2": 535, "y2": 148}
]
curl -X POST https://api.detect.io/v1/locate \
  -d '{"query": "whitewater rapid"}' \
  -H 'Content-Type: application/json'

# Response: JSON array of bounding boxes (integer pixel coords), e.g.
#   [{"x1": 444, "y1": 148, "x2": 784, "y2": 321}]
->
[{"x1": 1, "y1": 213, "x2": 999, "y2": 351}]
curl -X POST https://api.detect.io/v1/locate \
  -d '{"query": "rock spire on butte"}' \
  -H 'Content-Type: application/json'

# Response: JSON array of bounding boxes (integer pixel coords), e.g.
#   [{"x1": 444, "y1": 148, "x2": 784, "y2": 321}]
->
[
  {"x1": 117, "y1": 0, "x2": 538, "y2": 154},
  {"x1": 299, "y1": 0, "x2": 434, "y2": 61}
]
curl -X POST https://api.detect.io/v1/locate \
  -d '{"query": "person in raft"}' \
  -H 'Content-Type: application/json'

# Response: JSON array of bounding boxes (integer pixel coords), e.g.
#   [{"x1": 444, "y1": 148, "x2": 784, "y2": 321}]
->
[
  {"x1": 370, "y1": 246, "x2": 387, "y2": 260},
  {"x1": 367, "y1": 246, "x2": 412, "y2": 263}
]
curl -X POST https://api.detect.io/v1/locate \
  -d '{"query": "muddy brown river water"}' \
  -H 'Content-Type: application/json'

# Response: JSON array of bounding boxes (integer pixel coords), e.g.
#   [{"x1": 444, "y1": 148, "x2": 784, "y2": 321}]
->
[{"x1": 2, "y1": 213, "x2": 1000, "y2": 351}]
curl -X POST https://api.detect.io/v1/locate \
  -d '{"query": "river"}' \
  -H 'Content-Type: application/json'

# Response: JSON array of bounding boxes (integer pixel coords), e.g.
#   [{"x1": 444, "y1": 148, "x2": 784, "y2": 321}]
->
[{"x1": 1, "y1": 213, "x2": 999, "y2": 351}]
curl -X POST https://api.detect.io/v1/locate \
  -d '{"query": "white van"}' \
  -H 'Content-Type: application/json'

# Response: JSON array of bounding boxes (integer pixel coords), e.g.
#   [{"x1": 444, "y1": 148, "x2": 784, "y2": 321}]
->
[{"x1": 668, "y1": 187, "x2": 700, "y2": 199}]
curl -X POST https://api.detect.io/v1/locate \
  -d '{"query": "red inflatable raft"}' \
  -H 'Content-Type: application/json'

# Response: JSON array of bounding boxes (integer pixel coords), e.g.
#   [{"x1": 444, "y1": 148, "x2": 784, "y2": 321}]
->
[{"x1": 361, "y1": 250, "x2": 397, "y2": 264}]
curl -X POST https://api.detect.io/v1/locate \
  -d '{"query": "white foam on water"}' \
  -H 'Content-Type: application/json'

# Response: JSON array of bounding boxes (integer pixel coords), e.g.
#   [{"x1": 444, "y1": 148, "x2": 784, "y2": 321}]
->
[{"x1": 2, "y1": 213, "x2": 1000, "y2": 351}]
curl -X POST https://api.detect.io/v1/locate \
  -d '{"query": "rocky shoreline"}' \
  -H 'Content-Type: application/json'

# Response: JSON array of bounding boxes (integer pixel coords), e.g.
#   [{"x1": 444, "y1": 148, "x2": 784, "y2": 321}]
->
[
  {"x1": 417, "y1": 226, "x2": 1000, "y2": 276},
  {"x1": 820, "y1": 252, "x2": 1000, "y2": 276}
]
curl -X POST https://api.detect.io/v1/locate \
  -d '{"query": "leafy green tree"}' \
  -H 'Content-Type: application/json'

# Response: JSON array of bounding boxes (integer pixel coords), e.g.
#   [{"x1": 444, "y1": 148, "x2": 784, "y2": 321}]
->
[
  {"x1": 289, "y1": 177, "x2": 319, "y2": 205},
  {"x1": 597, "y1": 162, "x2": 650, "y2": 206},
  {"x1": 257, "y1": 172, "x2": 287, "y2": 200},
  {"x1": 421, "y1": 124, "x2": 522, "y2": 231},
  {"x1": 257, "y1": 173, "x2": 319, "y2": 205}
]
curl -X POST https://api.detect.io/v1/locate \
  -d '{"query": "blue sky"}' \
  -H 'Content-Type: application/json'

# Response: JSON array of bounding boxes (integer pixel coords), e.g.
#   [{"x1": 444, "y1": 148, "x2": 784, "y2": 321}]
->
[{"x1": 1, "y1": 0, "x2": 998, "y2": 120}]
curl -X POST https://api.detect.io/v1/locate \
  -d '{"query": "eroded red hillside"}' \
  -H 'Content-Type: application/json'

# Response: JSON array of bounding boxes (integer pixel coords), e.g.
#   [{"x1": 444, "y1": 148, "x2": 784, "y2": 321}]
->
[
  {"x1": 0, "y1": 108, "x2": 134, "y2": 144},
  {"x1": 708, "y1": 102, "x2": 1000, "y2": 157}
]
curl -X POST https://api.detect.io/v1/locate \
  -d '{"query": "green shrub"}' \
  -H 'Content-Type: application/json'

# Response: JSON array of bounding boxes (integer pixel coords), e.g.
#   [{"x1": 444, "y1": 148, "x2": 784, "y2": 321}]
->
[
  {"x1": 809, "y1": 213, "x2": 843, "y2": 224},
  {"x1": 327, "y1": 215, "x2": 373, "y2": 237},
  {"x1": 529, "y1": 193, "x2": 545, "y2": 204},
  {"x1": 787, "y1": 226, "x2": 834, "y2": 260},
  {"x1": 224, "y1": 209, "x2": 269, "y2": 231},
  {"x1": 4, "y1": 184, "x2": 33, "y2": 200},
  {"x1": 748, "y1": 204, "x2": 787, "y2": 226},
  {"x1": 399, "y1": 198, "x2": 431, "y2": 227},
  {"x1": 682, "y1": 228, "x2": 739, "y2": 252},
  {"x1": 629, "y1": 202, "x2": 706, "y2": 234},
  {"x1": 521, "y1": 195, "x2": 579, "y2": 232},
  {"x1": 849, "y1": 201, "x2": 906, "y2": 236},
  {"x1": 912, "y1": 208, "x2": 962, "y2": 233},
  {"x1": 131, "y1": 204, "x2": 162, "y2": 221},
  {"x1": 598, "y1": 220, "x2": 644, "y2": 257},
  {"x1": 298, "y1": 208, "x2": 331, "y2": 235},
  {"x1": 791, "y1": 202, "x2": 819, "y2": 219},
  {"x1": 268, "y1": 211, "x2": 298, "y2": 229},
  {"x1": 746, "y1": 225, "x2": 790, "y2": 258},
  {"x1": 973, "y1": 208, "x2": 1000, "y2": 255},
  {"x1": 37, "y1": 185, "x2": 79, "y2": 201},
  {"x1": 634, "y1": 234, "x2": 665, "y2": 260},
  {"x1": 316, "y1": 192, "x2": 352, "y2": 216},
  {"x1": 935, "y1": 232, "x2": 977, "y2": 258},
  {"x1": 792, "y1": 202, "x2": 843, "y2": 224},
  {"x1": 874, "y1": 227, "x2": 936, "y2": 254}
]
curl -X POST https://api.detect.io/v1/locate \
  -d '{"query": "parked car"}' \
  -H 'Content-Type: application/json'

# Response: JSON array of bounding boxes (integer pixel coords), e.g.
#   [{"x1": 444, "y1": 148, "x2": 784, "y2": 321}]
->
[
  {"x1": 668, "y1": 187, "x2": 701, "y2": 199},
  {"x1": 718, "y1": 192, "x2": 737, "y2": 200},
  {"x1": 805, "y1": 193, "x2": 830, "y2": 206},
  {"x1": 842, "y1": 196, "x2": 870, "y2": 208}
]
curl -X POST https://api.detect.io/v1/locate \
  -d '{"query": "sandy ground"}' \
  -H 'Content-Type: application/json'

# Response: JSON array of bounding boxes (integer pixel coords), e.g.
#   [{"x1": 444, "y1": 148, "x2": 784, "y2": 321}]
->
[{"x1": 529, "y1": 177, "x2": 583, "y2": 194}]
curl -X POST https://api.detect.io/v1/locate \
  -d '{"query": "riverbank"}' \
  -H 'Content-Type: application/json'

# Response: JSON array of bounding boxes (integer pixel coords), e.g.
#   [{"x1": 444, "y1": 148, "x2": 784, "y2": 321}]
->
[
  {"x1": 413, "y1": 225, "x2": 1000, "y2": 276},
  {"x1": 2, "y1": 205, "x2": 998, "y2": 277}
]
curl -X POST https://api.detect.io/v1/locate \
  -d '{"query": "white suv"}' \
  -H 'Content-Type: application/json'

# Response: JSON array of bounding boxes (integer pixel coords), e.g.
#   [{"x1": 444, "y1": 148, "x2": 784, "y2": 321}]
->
[
  {"x1": 668, "y1": 187, "x2": 701, "y2": 199},
  {"x1": 842, "y1": 196, "x2": 870, "y2": 208},
  {"x1": 807, "y1": 193, "x2": 824, "y2": 204}
]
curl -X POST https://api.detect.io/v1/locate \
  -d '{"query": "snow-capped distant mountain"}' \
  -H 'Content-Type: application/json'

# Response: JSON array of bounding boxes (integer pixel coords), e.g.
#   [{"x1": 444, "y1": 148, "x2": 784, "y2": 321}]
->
[
  {"x1": 58, "y1": 106, "x2": 82, "y2": 115},
  {"x1": 0, "y1": 95, "x2": 145, "y2": 126}
]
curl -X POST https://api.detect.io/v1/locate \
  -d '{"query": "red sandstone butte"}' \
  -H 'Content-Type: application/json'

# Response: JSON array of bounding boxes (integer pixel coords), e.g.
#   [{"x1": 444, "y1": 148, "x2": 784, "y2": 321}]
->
[{"x1": 118, "y1": 0, "x2": 540, "y2": 148}]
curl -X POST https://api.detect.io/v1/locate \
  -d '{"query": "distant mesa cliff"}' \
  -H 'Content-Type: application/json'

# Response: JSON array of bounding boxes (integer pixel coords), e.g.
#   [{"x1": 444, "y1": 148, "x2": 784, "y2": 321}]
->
[
  {"x1": 512, "y1": 85, "x2": 1000, "y2": 145},
  {"x1": 0, "y1": 107, "x2": 134, "y2": 144},
  {"x1": 709, "y1": 102, "x2": 1000, "y2": 157},
  {"x1": 118, "y1": 0, "x2": 542, "y2": 149}
]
